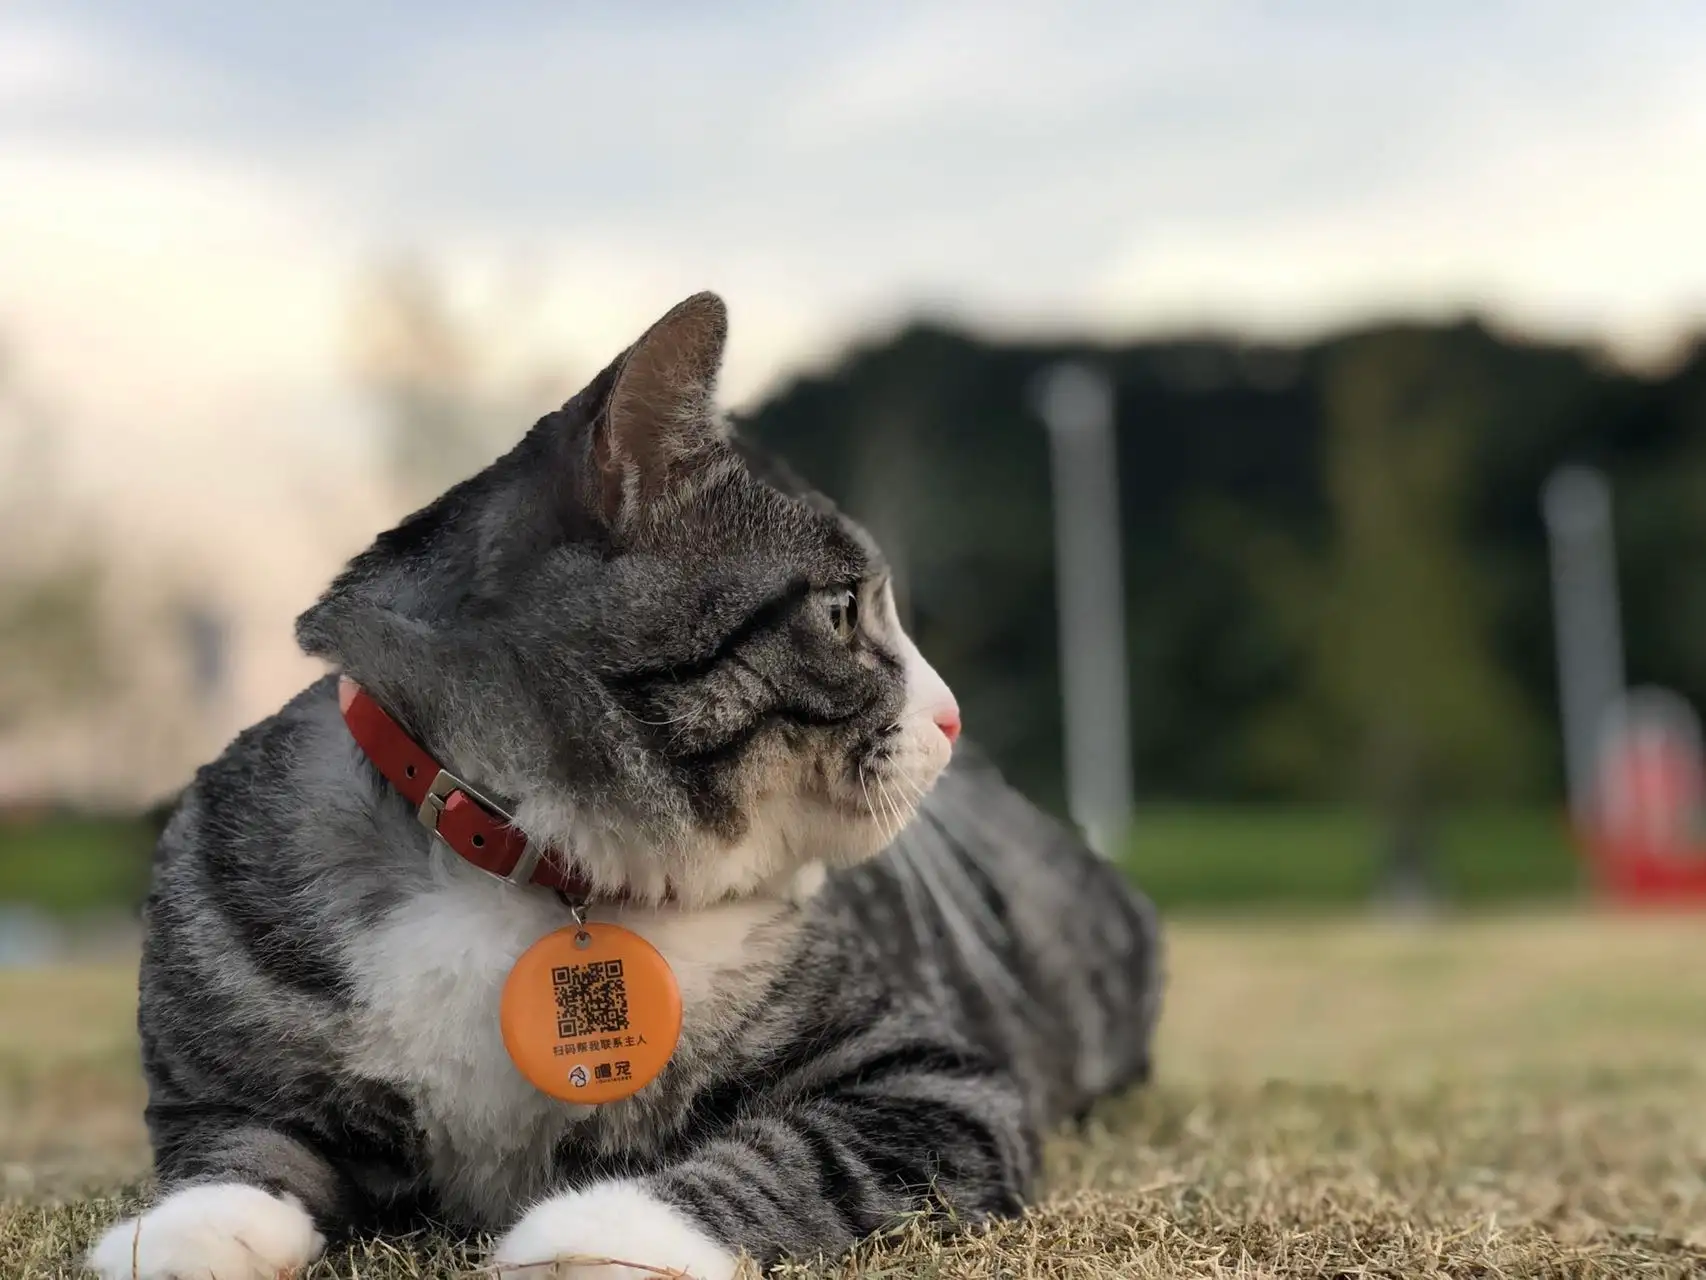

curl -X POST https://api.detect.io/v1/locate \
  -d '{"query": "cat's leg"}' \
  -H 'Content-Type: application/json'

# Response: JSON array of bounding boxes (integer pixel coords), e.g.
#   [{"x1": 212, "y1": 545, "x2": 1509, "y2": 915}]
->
[
  {"x1": 86, "y1": 1125, "x2": 346, "y2": 1280},
  {"x1": 489, "y1": 1066, "x2": 1038, "y2": 1279}
]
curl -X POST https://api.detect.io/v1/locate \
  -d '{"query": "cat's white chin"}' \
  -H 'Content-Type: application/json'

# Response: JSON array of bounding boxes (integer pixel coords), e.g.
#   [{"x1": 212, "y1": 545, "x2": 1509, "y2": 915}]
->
[
  {"x1": 489, "y1": 1179, "x2": 740, "y2": 1280},
  {"x1": 85, "y1": 1183, "x2": 325, "y2": 1280}
]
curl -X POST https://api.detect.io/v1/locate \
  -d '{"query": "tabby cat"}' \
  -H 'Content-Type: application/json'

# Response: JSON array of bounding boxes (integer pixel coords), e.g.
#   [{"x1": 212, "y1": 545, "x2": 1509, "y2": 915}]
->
[{"x1": 87, "y1": 293, "x2": 1160, "y2": 1280}]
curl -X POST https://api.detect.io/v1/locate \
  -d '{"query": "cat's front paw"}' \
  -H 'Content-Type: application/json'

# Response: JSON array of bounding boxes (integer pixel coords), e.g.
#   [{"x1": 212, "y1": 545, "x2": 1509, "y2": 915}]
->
[
  {"x1": 489, "y1": 1179, "x2": 740, "y2": 1280},
  {"x1": 85, "y1": 1182, "x2": 325, "y2": 1280}
]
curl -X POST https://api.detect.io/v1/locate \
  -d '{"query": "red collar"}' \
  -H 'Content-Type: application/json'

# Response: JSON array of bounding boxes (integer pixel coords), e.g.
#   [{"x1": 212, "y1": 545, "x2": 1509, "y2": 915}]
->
[{"x1": 339, "y1": 677, "x2": 595, "y2": 899}]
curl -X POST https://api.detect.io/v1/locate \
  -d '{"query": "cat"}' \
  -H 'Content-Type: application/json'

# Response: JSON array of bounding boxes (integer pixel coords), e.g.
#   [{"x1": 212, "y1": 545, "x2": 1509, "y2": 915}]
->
[{"x1": 87, "y1": 293, "x2": 1161, "y2": 1280}]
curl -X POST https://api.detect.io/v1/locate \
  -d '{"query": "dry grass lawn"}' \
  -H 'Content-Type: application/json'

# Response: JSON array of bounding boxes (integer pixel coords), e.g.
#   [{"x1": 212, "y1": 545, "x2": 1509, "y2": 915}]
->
[{"x1": 4, "y1": 912, "x2": 1704, "y2": 1277}]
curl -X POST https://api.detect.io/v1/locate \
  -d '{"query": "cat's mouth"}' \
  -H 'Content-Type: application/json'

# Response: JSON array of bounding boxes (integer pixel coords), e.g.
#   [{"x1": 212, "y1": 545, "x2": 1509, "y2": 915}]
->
[{"x1": 839, "y1": 716, "x2": 956, "y2": 854}]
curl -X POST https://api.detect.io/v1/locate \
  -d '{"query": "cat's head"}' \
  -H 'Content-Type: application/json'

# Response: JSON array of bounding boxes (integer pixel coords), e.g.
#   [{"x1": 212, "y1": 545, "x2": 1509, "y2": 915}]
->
[{"x1": 297, "y1": 292, "x2": 959, "y2": 906}]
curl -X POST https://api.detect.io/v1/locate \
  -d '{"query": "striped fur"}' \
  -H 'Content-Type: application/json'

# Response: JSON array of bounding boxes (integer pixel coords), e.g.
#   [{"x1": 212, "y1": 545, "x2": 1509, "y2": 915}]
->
[{"x1": 90, "y1": 294, "x2": 1160, "y2": 1280}]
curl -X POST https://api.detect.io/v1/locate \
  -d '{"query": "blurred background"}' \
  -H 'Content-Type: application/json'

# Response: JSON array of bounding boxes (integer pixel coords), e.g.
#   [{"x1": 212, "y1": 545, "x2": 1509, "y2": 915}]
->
[{"x1": 4, "y1": 2, "x2": 1706, "y2": 951}]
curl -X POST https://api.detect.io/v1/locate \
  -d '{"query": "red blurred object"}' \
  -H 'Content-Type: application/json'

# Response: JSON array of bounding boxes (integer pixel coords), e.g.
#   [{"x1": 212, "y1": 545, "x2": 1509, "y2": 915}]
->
[{"x1": 1581, "y1": 689, "x2": 1706, "y2": 907}]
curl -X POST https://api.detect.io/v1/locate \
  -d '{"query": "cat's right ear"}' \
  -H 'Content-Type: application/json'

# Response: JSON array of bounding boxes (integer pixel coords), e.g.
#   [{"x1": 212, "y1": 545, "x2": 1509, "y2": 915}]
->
[{"x1": 587, "y1": 291, "x2": 730, "y2": 530}]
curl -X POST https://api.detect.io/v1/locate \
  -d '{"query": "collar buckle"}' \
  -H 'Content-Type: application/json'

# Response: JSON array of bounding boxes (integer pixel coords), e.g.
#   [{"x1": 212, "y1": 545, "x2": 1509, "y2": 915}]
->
[
  {"x1": 414, "y1": 765, "x2": 514, "y2": 830},
  {"x1": 416, "y1": 768, "x2": 542, "y2": 887},
  {"x1": 416, "y1": 766, "x2": 469, "y2": 833}
]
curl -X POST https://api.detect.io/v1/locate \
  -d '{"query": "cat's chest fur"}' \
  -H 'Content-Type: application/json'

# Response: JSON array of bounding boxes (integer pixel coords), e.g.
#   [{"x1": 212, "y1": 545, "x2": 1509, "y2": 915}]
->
[{"x1": 339, "y1": 851, "x2": 803, "y2": 1227}]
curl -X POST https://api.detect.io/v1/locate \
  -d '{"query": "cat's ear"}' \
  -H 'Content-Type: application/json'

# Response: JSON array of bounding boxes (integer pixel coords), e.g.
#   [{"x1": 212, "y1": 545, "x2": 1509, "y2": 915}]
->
[{"x1": 592, "y1": 291, "x2": 729, "y2": 527}]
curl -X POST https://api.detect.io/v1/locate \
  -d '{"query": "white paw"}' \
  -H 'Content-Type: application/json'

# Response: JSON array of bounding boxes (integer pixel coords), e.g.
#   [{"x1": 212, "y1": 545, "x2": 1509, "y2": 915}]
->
[
  {"x1": 489, "y1": 1179, "x2": 740, "y2": 1279},
  {"x1": 85, "y1": 1182, "x2": 326, "y2": 1280}
]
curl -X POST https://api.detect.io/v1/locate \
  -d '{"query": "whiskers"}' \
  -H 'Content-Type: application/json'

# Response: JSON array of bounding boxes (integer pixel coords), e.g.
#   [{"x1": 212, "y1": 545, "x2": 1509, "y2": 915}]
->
[{"x1": 858, "y1": 760, "x2": 927, "y2": 851}]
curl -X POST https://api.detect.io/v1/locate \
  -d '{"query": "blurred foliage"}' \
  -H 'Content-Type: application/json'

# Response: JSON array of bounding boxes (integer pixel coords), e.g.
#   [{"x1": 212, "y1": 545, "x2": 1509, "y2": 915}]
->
[
  {"x1": 1233, "y1": 336, "x2": 1545, "y2": 883},
  {"x1": 0, "y1": 347, "x2": 115, "y2": 731},
  {"x1": 1244, "y1": 335, "x2": 1541, "y2": 803},
  {"x1": 741, "y1": 319, "x2": 1706, "y2": 813},
  {"x1": 352, "y1": 260, "x2": 487, "y2": 499},
  {"x1": 0, "y1": 563, "x2": 113, "y2": 731},
  {"x1": 0, "y1": 815, "x2": 152, "y2": 914},
  {"x1": 351, "y1": 259, "x2": 572, "y2": 506}
]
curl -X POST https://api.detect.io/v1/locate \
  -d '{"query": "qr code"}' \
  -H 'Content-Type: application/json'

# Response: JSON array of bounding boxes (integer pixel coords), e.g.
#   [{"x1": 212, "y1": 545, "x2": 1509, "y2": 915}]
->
[{"x1": 551, "y1": 959, "x2": 630, "y2": 1039}]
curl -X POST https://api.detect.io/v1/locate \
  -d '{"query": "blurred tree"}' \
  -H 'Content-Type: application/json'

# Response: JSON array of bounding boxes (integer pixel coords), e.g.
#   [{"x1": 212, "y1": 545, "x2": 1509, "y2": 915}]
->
[
  {"x1": 350, "y1": 258, "x2": 568, "y2": 505},
  {"x1": 0, "y1": 562, "x2": 111, "y2": 732},
  {"x1": 1243, "y1": 334, "x2": 1544, "y2": 897},
  {"x1": 0, "y1": 342, "x2": 114, "y2": 733}
]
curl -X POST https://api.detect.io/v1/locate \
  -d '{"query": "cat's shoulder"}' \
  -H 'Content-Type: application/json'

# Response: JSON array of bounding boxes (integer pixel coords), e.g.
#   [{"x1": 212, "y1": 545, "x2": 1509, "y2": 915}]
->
[{"x1": 163, "y1": 674, "x2": 346, "y2": 833}]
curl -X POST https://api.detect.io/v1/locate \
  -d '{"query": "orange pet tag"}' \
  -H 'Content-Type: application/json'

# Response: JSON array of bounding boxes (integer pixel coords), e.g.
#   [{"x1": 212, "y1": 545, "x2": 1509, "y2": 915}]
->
[{"x1": 500, "y1": 922, "x2": 682, "y2": 1104}]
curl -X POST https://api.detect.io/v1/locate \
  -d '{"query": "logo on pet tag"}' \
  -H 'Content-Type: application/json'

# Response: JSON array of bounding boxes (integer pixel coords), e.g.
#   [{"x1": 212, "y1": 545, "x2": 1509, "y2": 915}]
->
[{"x1": 500, "y1": 922, "x2": 682, "y2": 1104}]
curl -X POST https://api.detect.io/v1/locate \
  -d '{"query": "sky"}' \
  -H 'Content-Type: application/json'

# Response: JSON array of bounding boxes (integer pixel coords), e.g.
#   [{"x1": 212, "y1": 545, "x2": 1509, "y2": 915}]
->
[
  {"x1": 6, "y1": 2, "x2": 1706, "y2": 421},
  {"x1": 3, "y1": 2, "x2": 1706, "y2": 796}
]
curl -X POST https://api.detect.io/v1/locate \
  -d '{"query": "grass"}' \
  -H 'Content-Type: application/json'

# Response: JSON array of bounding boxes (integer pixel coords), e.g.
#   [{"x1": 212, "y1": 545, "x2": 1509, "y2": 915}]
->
[
  {"x1": 1122, "y1": 806, "x2": 1580, "y2": 909},
  {"x1": 5, "y1": 913, "x2": 1704, "y2": 1278}
]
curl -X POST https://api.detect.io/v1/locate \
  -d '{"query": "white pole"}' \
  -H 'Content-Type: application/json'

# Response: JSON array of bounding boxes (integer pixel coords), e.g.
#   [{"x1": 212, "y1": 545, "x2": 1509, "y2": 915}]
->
[
  {"x1": 1034, "y1": 363, "x2": 1133, "y2": 856},
  {"x1": 1541, "y1": 465, "x2": 1625, "y2": 825}
]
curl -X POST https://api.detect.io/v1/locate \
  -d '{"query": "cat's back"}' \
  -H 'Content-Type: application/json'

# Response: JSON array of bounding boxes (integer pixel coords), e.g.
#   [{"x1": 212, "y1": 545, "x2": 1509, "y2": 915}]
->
[{"x1": 819, "y1": 748, "x2": 1161, "y2": 1124}]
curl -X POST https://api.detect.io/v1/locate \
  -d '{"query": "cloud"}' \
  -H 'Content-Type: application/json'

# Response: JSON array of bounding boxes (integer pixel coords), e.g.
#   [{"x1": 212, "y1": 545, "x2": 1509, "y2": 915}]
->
[
  {"x1": 1090, "y1": 39, "x2": 1706, "y2": 359},
  {"x1": 6, "y1": 2, "x2": 1706, "y2": 474},
  {"x1": 0, "y1": 21, "x2": 110, "y2": 108}
]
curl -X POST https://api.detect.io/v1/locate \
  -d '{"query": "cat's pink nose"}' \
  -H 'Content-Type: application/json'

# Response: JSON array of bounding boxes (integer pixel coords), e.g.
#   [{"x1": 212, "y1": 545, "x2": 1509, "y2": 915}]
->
[{"x1": 934, "y1": 707, "x2": 962, "y2": 745}]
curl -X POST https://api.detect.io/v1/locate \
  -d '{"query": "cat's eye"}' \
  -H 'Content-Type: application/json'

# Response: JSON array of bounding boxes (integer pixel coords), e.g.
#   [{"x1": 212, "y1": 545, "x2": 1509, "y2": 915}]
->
[{"x1": 826, "y1": 588, "x2": 859, "y2": 642}]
